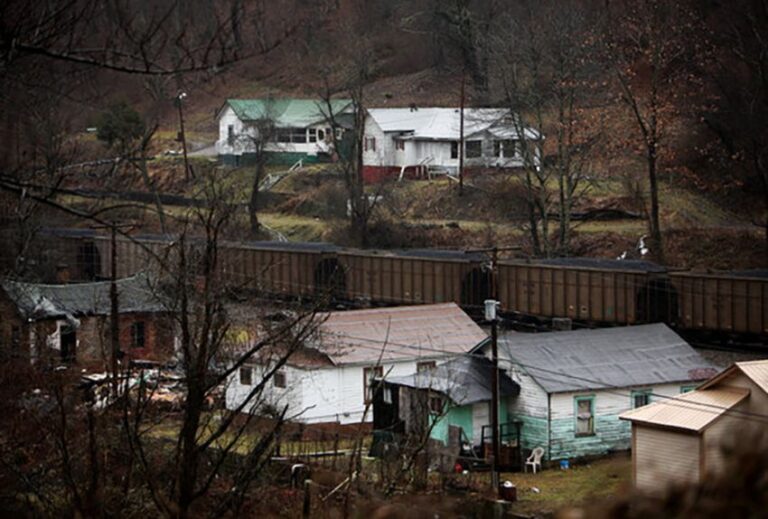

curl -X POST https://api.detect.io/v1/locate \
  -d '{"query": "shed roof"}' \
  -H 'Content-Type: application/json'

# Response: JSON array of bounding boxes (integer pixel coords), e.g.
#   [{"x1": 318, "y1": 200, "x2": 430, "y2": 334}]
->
[
  {"x1": 699, "y1": 359, "x2": 768, "y2": 394},
  {"x1": 366, "y1": 108, "x2": 540, "y2": 141},
  {"x1": 492, "y1": 323, "x2": 718, "y2": 394},
  {"x1": 1, "y1": 273, "x2": 166, "y2": 320},
  {"x1": 387, "y1": 354, "x2": 520, "y2": 405},
  {"x1": 619, "y1": 387, "x2": 750, "y2": 432},
  {"x1": 222, "y1": 98, "x2": 351, "y2": 127},
  {"x1": 311, "y1": 303, "x2": 487, "y2": 366}
]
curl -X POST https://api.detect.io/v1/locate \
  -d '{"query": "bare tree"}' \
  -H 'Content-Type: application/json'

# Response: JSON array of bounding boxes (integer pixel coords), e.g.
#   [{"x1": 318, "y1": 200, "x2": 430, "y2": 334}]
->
[
  {"x1": 605, "y1": 0, "x2": 706, "y2": 263},
  {"x1": 493, "y1": 1, "x2": 602, "y2": 257}
]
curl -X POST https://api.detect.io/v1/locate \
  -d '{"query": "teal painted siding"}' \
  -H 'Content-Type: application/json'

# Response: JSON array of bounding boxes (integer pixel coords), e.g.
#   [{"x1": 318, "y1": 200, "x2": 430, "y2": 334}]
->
[
  {"x1": 548, "y1": 414, "x2": 631, "y2": 460},
  {"x1": 430, "y1": 404, "x2": 474, "y2": 445},
  {"x1": 513, "y1": 414, "x2": 549, "y2": 454}
]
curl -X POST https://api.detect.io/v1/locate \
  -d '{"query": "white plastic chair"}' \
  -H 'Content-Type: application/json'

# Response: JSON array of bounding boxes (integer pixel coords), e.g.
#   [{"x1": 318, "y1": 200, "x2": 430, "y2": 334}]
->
[{"x1": 525, "y1": 447, "x2": 545, "y2": 474}]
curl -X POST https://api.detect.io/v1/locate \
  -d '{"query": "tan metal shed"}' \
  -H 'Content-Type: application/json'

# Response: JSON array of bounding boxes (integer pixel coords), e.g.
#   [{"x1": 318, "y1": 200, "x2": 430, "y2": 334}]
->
[{"x1": 621, "y1": 387, "x2": 750, "y2": 494}]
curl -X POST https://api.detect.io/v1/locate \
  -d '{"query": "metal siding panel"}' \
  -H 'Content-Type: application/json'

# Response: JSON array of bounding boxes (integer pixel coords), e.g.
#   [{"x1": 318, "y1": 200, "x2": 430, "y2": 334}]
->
[{"x1": 578, "y1": 271, "x2": 590, "y2": 320}]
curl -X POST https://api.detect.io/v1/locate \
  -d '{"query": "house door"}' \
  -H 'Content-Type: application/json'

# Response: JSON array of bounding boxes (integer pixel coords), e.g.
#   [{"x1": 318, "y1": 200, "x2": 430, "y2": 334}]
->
[{"x1": 60, "y1": 325, "x2": 76, "y2": 362}]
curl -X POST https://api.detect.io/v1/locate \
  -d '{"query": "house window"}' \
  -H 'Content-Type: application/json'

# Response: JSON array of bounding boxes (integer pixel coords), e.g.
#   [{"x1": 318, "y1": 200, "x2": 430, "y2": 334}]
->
[
  {"x1": 451, "y1": 141, "x2": 459, "y2": 159},
  {"x1": 631, "y1": 390, "x2": 652, "y2": 408},
  {"x1": 335, "y1": 128, "x2": 344, "y2": 140},
  {"x1": 574, "y1": 396, "x2": 595, "y2": 436},
  {"x1": 417, "y1": 361, "x2": 436, "y2": 373},
  {"x1": 680, "y1": 385, "x2": 697, "y2": 394},
  {"x1": 494, "y1": 139, "x2": 517, "y2": 158},
  {"x1": 429, "y1": 394, "x2": 444, "y2": 414},
  {"x1": 363, "y1": 366, "x2": 383, "y2": 403},
  {"x1": 396, "y1": 140, "x2": 405, "y2": 151},
  {"x1": 276, "y1": 128, "x2": 307, "y2": 143},
  {"x1": 317, "y1": 128, "x2": 325, "y2": 141},
  {"x1": 130, "y1": 321, "x2": 146, "y2": 349},
  {"x1": 364, "y1": 136, "x2": 376, "y2": 152},
  {"x1": 465, "y1": 140, "x2": 482, "y2": 158},
  {"x1": 274, "y1": 371, "x2": 286, "y2": 388},
  {"x1": 383, "y1": 386, "x2": 393, "y2": 404},
  {"x1": 227, "y1": 125, "x2": 235, "y2": 145},
  {"x1": 240, "y1": 367, "x2": 253, "y2": 386},
  {"x1": 308, "y1": 129, "x2": 317, "y2": 143}
]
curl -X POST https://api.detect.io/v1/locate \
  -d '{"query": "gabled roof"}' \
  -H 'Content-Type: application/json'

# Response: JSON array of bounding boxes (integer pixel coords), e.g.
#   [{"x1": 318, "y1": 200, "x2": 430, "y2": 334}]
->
[
  {"x1": 1, "y1": 273, "x2": 166, "y2": 320},
  {"x1": 311, "y1": 303, "x2": 487, "y2": 366},
  {"x1": 490, "y1": 323, "x2": 718, "y2": 394},
  {"x1": 221, "y1": 98, "x2": 352, "y2": 127},
  {"x1": 387, "y1": 354, "x2": 520, "y2": 405},
  {"x1": 699, "y1": 359, "x2": 768, "y2": 394},
  {"x1": 619, "y1": 387, "x2": 750, "y2": 432},
  {"x1": 366, "y1": 108, "x2": 541, "y2": 141}
]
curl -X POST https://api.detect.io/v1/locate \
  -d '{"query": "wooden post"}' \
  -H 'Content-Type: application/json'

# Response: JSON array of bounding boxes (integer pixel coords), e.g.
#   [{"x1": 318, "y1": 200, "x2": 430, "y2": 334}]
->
[{"x1": 302, "y1": 480, "x2": 312, "y2": 518}]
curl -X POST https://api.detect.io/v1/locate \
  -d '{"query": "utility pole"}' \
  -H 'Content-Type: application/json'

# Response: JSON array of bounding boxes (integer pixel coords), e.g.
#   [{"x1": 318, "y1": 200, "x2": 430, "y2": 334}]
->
[
  {"x1": 467, "y1": 245, "x2": 520, "y2": 496},
  {"x1": 176, "y1": 92, "x2": 192, "y2": 181},
  {"x1": 458, "y1": 71, "x2": 465, "y2": 196},
  {"x1": 93, "y1": 222, "x2": 134, "y2": 395}
]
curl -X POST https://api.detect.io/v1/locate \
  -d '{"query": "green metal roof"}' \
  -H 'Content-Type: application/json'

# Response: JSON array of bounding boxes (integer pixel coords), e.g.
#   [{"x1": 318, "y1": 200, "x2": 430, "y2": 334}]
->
[{"x1": 223, "y1": 98, "x2": 352, "y2": 128}]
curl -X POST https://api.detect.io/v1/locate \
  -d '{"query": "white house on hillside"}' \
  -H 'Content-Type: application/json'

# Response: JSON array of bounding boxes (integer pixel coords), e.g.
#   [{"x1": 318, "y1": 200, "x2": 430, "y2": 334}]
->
[
  {"x1": 225, "y1": 303, "x2": 487, "y2": 425},
  {"x1": 362, "y1": 107, "x2": 541, "y2": 182},
  {"x1": 215, "y1": 98, "x2": 352, "y2": 166}
]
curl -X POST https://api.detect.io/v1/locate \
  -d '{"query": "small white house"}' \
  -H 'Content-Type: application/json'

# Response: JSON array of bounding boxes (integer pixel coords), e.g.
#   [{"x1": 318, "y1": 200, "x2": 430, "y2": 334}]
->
[
  {"x1": 225, "y1": 303, "x2": 487, "y2": 425},
  {"x1": 471, "y1": 323, "x2": 719, "y2": 461},
  {"x1": 362, "y1": 107, "x2": 541, "y2": 182},
  {"x1": 215, "y1": 98, "x2": 352, "y2": 166},
  {"x1": 621, "y1": 359, "x2": 768, "y2": 494}
]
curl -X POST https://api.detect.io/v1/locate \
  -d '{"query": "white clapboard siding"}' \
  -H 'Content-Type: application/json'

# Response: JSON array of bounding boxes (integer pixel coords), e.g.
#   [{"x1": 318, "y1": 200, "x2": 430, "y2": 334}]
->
[{"x1": 634, "y1": 425, "x2": 700, "y2": 494}]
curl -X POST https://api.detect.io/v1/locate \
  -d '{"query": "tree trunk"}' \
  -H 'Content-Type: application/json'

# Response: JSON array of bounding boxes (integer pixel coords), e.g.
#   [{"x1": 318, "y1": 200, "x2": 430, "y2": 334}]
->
[
  {"x1": 647, "y1": 141, "x2": 664, "y2": 263},
  {"x1": 249, "y1": 175, "x2": 260, "y2": 235}
]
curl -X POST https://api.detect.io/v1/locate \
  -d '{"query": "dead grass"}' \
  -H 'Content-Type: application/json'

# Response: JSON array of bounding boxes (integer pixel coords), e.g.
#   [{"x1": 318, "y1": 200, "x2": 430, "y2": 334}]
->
[{"x1": 499, "y1": 455, "x2": 631, "y2": 516}]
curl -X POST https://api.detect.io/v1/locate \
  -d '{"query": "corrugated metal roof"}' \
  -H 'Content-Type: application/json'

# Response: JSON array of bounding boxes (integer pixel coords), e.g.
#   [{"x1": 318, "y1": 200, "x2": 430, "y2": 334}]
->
[
  {"x1": 2, "y1": 273, "x2": 166, "y2": 320},
  {"x1": 223, "y1": 98, "x2": 351, "y2": 127},
  {"x1": 496, "y1": 323, "x2": 719, "y2": 393},
  {"x1": 312, "y1": 303, "x2": 487, "y2": 366},
  {"x1": 387, "y1": 355, "x2": 520, "y2": 405},
  {"x1": 619, "y1": 387, "x2": 750, "y2": 432},
  {"x1": 366, "y1": 108, "x2": 540, "y2": 141}
]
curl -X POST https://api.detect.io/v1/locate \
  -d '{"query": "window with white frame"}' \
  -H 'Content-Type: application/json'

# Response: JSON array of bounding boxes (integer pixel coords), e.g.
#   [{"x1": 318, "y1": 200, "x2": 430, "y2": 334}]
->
[
  {"x1": 274, "y1": 371, "x2": 286, "y2": 388},
  {"x1": 227, "y1": 125, "x2": 235, "y2": 145},
  {"x1": 450, "y1": 141, "x2": 459, "y2": 159},
  {"x1": 417, "y1": 361, "x2": 436, "y2": 373},
  {"x1": 363, "y1": 366, "x2": 383, "y2": 403},
  {"x1": 364, "y1": 136, "x2": 376, "y2": 152},
  {"x1": 240, "y1": 367, "x2": 253, "y2": 386}
]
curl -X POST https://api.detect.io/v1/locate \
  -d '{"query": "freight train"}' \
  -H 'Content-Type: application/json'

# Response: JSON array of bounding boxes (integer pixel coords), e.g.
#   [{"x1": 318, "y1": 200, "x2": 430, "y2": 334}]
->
[{"x1": 26, "y1": 228, "x2": 768, "y2": 344}]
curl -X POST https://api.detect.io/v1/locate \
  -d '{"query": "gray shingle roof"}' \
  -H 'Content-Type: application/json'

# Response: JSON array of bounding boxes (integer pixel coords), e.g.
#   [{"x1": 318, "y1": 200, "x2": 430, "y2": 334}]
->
[
  {"x1": 2, "y1": 273, "x2": 166, "y2": 320},
  {"x1": 496, "y1": 323, "x2": 719, "y2": 393},
  {"x1": 387, "y1": 355, "x2": 520, "y2": 405}
]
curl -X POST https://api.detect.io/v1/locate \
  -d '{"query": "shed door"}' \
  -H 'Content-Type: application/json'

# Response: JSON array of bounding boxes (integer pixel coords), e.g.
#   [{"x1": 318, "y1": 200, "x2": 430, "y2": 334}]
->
[{"x1": 634, "y1": 425, "x2": 700, "y2": 494}]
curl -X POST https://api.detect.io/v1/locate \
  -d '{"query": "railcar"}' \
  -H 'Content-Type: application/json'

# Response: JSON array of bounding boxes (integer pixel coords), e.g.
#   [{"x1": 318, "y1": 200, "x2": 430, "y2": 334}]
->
[
  {"x1": 497, "y1": 258, "x2": 674, "y2": 325},
  {"x1": 337, "y1": 248, "x2": 489, "y2": 307},
  {"x1": 669, "y1": 270, "x2": 768, "y2": 336}
]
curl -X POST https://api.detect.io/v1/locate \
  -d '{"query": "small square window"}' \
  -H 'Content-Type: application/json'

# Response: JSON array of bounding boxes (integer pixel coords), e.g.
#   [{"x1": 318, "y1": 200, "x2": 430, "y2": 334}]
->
[
  {"x1": 240, "y1": 367, "x2": 253, "y2": 386},
  {"x1": 632, "y1": 390, "x2": 652, "y2": 408},
  {"x1": 465, "y1": 140, "x2": 482, "y2": 158},
  {"x1": 274, "y1": 371, "x2": 286, "y2": 388},
  {"x1": 417, "y1": 361, "x2": 436, "y2": 373}
]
